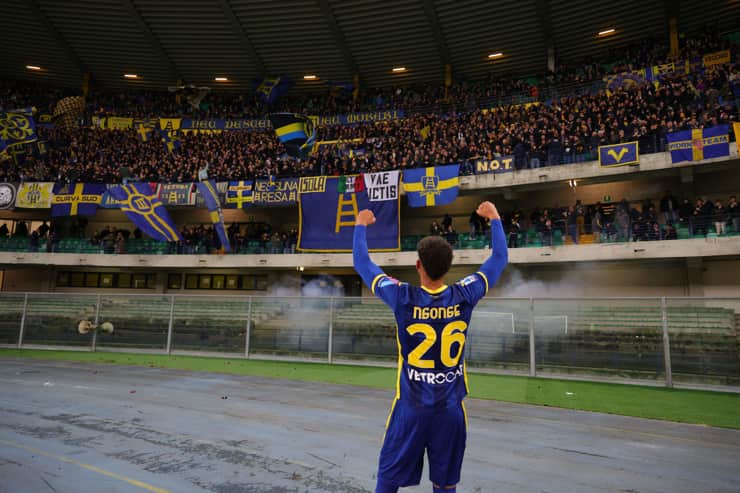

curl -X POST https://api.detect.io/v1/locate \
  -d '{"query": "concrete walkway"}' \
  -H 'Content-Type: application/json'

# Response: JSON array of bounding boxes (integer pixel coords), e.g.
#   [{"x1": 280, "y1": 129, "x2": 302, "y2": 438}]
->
[{"x1": 0, "y1": 359, "x2": 738, "y2": 493}]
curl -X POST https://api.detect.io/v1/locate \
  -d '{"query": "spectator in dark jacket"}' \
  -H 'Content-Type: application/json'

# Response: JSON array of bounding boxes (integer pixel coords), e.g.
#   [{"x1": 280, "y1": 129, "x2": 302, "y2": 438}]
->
[
  {"x1": 508, "y1": 218, "x2": 521, "y2": 248},
  {"x1": 444, "y1": 224, "x2": 457, "y2": 246},
  {"x1": 678, "y1": 198, "x2": 693, "y2": 228},
  {"x1": 712, "y1": 200, "x2": 730, "y2": 235},
  {"x1": 660, "y1": 190, "x2": 679, "y2": 224},
  {"x1": 28, "y1": 229, "x2": 40, "y2": 252},
  {"x1": 728, "y1": 195, "x2": 740, "y2": 233}
]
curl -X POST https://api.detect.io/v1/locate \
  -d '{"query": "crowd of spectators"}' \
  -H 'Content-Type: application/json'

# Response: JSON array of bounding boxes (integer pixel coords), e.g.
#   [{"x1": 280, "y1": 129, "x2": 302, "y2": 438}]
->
[
  {"x1": 1, "y1": 26, "x2": 734, "y2": 119},
  {"x1": 3, "y1": 192, "x2": 738, "y2": 254},
  {"x1": 420, "y1": 192, "x2": 740, "y2": 250},
  {"x1": 2, "y1": 61, "x2": 737, "y2": 184},
  {"x1": 489, "y1": 192, "x2": 740, "y2": 247}
]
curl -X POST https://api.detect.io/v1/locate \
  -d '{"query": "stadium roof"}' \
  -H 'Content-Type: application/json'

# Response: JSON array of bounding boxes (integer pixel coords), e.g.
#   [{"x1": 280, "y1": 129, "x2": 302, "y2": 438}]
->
[{"x1": 1, "y1": 0, "x2": 737, "y2": 92}]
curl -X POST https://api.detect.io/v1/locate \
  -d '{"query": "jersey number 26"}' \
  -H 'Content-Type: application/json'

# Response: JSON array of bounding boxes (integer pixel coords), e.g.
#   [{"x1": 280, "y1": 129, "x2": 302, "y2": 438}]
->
[{"x1": 406, "y1": 321, "x2": 467, "y2": 369}]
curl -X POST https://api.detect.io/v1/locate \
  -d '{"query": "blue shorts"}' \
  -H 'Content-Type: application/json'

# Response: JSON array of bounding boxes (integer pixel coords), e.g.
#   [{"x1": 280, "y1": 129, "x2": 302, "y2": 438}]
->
[{"x1": 377, "y1": 399, "x2": 467, "y2": 487}]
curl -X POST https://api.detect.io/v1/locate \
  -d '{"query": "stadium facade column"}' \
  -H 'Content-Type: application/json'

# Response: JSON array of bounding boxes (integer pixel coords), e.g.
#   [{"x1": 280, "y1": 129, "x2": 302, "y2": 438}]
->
[
  {"x1": 175, "y1": 79, "x2": 184, "y2": 105},
  {"x1": 353, "y1": 74, "x2": 360, "y2": 102},
  {"x1": 678, "y1": 167, "x2": 695, "y2": 202},
  {"x1": 685, "y1": 259, "x2": 704, "y2": 297},
  {"x1": 535, "y1": 0, "x2": 555, "y2": 72},
  {"x1": 82, "y1": 72, "x2": 91, "y2": 98},
  {"x1": 663, "y1": 0, "x2": 681, "y2": 58},
  {"x1": 155, "y1": 272, "x2": 167, "y2": 293},
  {"x1": 669, "y1": 17, "x2": 679, "y2": 58}
]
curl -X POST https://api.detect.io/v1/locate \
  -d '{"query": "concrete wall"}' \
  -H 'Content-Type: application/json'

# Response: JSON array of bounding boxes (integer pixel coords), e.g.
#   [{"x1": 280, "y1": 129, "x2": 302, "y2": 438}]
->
[
  {"x1": 1, "y1": 268, "x2": 52, "y2": 292},
  {"x1": 2, "y1": 254, "x2": 738, "y2": 299}
]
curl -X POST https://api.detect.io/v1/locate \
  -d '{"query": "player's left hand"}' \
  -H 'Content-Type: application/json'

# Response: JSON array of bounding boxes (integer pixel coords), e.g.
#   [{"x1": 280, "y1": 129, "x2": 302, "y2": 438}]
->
[{"x1": 356, "y1": 209, "x2": 376, "y2": 226}]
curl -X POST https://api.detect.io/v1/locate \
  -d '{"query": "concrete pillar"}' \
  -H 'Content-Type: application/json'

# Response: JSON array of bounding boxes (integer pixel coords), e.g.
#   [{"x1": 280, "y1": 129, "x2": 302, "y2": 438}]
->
[
  {"x1": 686, "y1": 258, "x2": 704, "y2": 297},
  {"x1": 668, "y1": 17, "x2": 679, "y2": 58}
]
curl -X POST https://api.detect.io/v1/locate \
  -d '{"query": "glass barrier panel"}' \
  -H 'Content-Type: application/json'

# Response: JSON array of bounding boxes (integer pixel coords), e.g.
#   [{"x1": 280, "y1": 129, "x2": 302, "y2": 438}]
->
[
  {"x1": 332, "y1": 297, "x2": 397, "y2": 362},
  {"x1": 171, "y1": 296, "x2": 250, "y2": 353},
  {"x1": 665, "y1": 298, "x2": 740, "y2": 386},
  {"x1": 248, "y1": 297, "x2": 330, "y2": 360},
  {"x1": 0, "y1": 293, "x2": 25, "y2": 344},
  {"x1": 533, "y1": 298, "x2": 665, "y2": 381},
  {"x1": 22, "y1": 293, "x2": 98, "y2": 347},
  {"x1": 468, "y1": 298, "x2": 531, "y2": 373},
  {"x1": 95, "y1": 295, "x2": 170, "y2": 350}
]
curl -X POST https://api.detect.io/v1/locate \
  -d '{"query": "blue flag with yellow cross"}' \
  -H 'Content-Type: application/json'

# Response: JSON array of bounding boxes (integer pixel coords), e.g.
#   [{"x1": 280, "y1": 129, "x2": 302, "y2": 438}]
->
[
  {"x1": 225, "y1": 180, "x2": 254, "y2": 208},
  {"x1": 109, "y1": 182, "x2": 182, "y2": 242},
  {"x1": 665, "y1": 125, "x2": 730, "y2": 164},
  {"x1": 402, "y1": 164, "x2": 460, "y2": 207},
  {"x1": 51, "y1": 183, "x2": 106, "y2": 217}
]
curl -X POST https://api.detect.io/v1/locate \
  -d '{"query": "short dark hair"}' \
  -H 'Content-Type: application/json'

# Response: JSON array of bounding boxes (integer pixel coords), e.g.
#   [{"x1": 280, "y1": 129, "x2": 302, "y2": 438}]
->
[{"x1": 417, "y1": 236, "x2": 453, "y2": 280}]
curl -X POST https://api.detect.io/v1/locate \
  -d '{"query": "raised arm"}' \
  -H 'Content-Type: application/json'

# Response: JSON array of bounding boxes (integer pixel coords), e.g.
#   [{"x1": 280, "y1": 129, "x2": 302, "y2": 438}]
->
[
  {"x1": 455, "y1": 202, "x2": 508, "y2": 303},
  {"x1": 476, "y1": 201, "x2": 508, "y2": 290},
  {"x1": 353, "y1": 209, "x2": 401, "y2": 309},
  {"x1": 352, "y1": 210, "x2": 384, "y2": 288}
]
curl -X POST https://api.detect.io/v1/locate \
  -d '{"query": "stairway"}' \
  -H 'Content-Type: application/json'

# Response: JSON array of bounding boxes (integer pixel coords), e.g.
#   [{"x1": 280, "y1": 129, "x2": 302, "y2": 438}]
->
[{"x1": 564, "y1": 233, "x2": 594, "y2": 245}]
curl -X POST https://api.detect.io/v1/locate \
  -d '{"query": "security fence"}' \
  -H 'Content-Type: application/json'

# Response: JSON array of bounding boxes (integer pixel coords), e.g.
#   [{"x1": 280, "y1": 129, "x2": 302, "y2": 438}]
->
[{"x1": 1, "y1": 293, "x2": 738, "y2": 388}]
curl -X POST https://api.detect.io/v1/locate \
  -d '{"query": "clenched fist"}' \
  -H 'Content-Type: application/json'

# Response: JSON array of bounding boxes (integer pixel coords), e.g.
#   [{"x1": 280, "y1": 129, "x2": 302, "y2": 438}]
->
[
  {"x1": 476, "y1": 201, "x2": 500, "y2": 220},
  {"x1": 356, "y1": 209, "x2": 377, "y2": 226}
]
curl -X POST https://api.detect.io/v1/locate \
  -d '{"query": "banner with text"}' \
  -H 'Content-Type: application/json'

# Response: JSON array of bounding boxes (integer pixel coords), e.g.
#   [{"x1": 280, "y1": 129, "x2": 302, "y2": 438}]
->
[
  {"x1": 252, "y1": 178, "x2": 299, "y2": 207},
  {"x1": 298, "y1": 175, "x2": 399, "y2": 252},
  {"x1": 472, "y1": 156, "x2": 516, "y2": 174}
]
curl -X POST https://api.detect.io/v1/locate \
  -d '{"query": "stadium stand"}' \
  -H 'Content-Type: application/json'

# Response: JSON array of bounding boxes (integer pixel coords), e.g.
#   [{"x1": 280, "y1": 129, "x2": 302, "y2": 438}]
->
[{"x1": 2, "y1": 61, "x2": 736, "y2": 184}]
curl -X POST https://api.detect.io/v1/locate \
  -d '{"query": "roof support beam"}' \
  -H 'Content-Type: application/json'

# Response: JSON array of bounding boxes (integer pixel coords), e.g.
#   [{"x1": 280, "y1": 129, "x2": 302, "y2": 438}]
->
[
  {"x1": 27, "y1": 0, "x2": 87, "y2": 76},
  {"x1": 218, "y1": 0, "x2": 266, "y2": 74},
  {"x1": 316, "y1": 0, "x2": 360, "y2": 77},
  {"x1": 120, "y1": 0, "x2": 181, "y2": 81},
  {"x1": 420, "y1": 0, "x2": 450, "y2": 68},
  {"x1": 535, "y1": 0, "x2": 555, "y2": 72}
]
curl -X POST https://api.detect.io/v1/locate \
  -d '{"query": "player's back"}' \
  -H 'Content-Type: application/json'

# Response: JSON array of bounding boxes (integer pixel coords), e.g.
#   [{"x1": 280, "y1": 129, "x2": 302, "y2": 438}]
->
[{"x1": 390, "y1": 281, "x2": 480, "y2": 409}]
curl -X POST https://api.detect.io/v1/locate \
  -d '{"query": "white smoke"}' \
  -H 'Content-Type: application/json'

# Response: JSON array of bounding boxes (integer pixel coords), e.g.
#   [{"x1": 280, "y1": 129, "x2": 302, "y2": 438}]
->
[{"x1": 494, "y1": 265, "x2": 592, "y2": 298}]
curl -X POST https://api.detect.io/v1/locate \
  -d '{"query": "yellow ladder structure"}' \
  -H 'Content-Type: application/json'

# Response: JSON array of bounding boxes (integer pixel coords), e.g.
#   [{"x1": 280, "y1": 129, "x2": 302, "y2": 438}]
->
[{"x1": 335, "y1": 193, "x2": 359, "y2": 233}]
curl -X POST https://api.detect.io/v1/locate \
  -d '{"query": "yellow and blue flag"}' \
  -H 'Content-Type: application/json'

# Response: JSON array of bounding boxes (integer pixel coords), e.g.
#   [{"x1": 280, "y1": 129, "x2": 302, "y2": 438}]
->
[
  {"x1": 604, "y1": 70, "x2": 646, "y2": 96},
  {"x1": 666, "y1": 125, "x2": 730, "y2": 164},
  {"x1": 402, "y1": 164, "x2": 460, "y2": 207},
  {"x1": 598, "y1": 141, "x2": 639, "y2": 167},
  {"x1": 298, "y1": 175, "x2": 399, "y2": 252},
  {"x1": 109, "y1": 182, "x2": 182, "y2": 242},
  {"x1": 0, "y1": 109, "x2": 38, "y2": 154},
  {"x1": 51, "y1": 183, "x2": 105, "y2": 217},
  {"x1": 159, "y1": 128, "x2": 182, "y2": 153},
  {"x1": 253, "y1": 76, "x2": 292, "y2": 105},
  {"x1": 196, "y1": 180, "x2": 231, "y2": 253},
  {"x1": 268, "y1": 113, "x2": 316, "y2": 158},
  {"x1": 225, "y1": 180, "x2": 254, "y2": 208},
  {"x1": 135, "y1": 122, "x2": 155, "y2": 142}
]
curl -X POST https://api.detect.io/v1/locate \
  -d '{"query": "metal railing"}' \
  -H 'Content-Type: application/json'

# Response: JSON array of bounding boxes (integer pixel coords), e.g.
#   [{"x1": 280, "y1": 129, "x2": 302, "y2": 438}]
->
[{"x1": 1, "y1": 293, "x2": 738, "y2": 388}]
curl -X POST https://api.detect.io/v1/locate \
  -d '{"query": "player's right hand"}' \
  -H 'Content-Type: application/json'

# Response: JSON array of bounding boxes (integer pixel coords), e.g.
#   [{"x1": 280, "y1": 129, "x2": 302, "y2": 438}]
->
[
  {"x1": 476, "y1": 201, "x2": 500, "y2": 220},
  {"x1": 356, "y1": 209, "x2": 376, "y2": 226}
]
